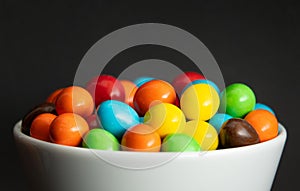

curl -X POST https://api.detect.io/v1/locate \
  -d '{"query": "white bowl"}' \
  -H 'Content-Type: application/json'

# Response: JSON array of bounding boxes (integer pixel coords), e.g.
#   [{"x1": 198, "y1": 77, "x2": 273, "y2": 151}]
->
[{"x1": 13, "y1": 120, "x2": 287, "y2": 191}]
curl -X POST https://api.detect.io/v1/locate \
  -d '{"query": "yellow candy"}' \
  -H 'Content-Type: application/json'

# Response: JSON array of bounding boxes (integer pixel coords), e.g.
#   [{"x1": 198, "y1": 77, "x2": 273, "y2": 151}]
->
[
  {"x1": 144, "y1": 103, "x2": 186, "y2": 138},
  {"x1": 180, "y1": 83, "x2": 220, "y2": 121},
  {"x1": 184, "y1": 120, "x2": 218, "y2": 150}
]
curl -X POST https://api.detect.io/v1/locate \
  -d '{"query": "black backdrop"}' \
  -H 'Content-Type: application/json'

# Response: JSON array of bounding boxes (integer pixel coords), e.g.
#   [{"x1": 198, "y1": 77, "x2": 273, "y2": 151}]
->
[{"x1": 3, "y1": 1, "x2": 299, "y2": 190}]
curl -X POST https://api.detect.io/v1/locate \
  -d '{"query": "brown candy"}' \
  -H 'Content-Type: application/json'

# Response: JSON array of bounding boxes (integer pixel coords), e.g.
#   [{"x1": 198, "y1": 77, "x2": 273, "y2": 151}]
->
[
  {"x1": 219, "y1": 118, "x2": 260, "y2": 148},
  {"x1": 21, "y1": 102, "x2": 57, "y2": 135}
]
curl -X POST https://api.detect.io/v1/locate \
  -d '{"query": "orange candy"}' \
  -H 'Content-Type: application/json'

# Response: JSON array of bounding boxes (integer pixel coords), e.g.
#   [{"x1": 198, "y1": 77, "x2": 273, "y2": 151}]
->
[
  {"x1": 121, "y1": 124, "x2": 161, "y2": 152},
  {"x1": 244, "y1": 109, "x2": 278, "y2": 142},
  {"x1": 49, "y1": 113, "x2": 89, "y2": 146},
  {"x1": 46, "y1": 88, "x2": 64, "y2": 104},
  {"x1": 30, "y1": 113, "x2": 57, "y2": 142},
  {"x1": 120, "y1": 80, "x2": 138, "y2": 108},
  {"x1": 133, "y1": 79, "x2": 176, "y2": 116},
  {"x1": 55, "y1": 86, "x2": 94, "y2": 118}
]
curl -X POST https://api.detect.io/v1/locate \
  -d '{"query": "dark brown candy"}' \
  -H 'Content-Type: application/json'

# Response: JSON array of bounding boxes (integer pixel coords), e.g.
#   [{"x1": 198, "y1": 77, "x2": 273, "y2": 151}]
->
[
  {"x1": 21, "y1": 102, "x2": 57, "y2": 135},
  {"x1": 219, "y1": 118, "x2": 260, "y2": 148}
]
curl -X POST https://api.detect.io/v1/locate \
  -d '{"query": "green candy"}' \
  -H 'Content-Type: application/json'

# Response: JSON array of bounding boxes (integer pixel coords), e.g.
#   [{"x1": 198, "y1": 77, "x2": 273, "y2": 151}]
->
[
  {"x1": 220, "y1": 83, "x2": 256, "y2": 118},
  {"x1": 162, "y1": 134, "x2": 201, "y2": 152},
  {"x1": 82, "y1": 129, "x2": 119, "y2": 151}
]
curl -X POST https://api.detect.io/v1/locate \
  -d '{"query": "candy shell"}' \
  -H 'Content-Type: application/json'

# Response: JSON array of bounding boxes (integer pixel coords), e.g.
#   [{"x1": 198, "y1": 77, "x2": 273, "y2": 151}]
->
[
  {"x1": 244, "y1": 109, "x2": 278, "y2": 142},
  {"x1": 49, "y1": 113, "x2": 89, "y2": 147},
  {"x1": 172, "y1": 71, "x2": 205, "y2": 95},
  {"x1": 97, "y1": 100, "x2": 140, "y2": 139},
  {"x1": 219, "y1": 118, "x2": 260, "y2": 148},
  {"x1": 55, "y1": 86, "x2": 94, "y2": 118},
  {"x1": 30, "y1": 113, "x2": 57, "y2": 142},
  {"x1": 254, "y1": 103, "x2": 275, "y2": 115},
  {"x1": 133, "y1": 76, "x2": 155, "y2": 87},
  {"x1": 209, "y1": 113, "x2": 233, "y2": 133},
  {"x1": 133, "y1": 79, "x2": 176, "y2": 116},
  {"x1": 121, "y1": 124, "x2": 161, "y2": 152},
  {"x1": 144, "y1": 103, "x2": 186, "y2": 138},
  {"x1": 162, "y1": 134, "x2": 201, "y2": 152},
  {"x1": 182, "y1": 79, "x2": 220, "y2": 95},
  {"x1": 86, "y1": 75, "x2": 125, "y2": 107},
  {"x1": 82, "y1": 128, "x2": 119, "y2": 151},
  {"x1": 220, "y1": 83, "x2": 256, "y2": 118},
  {"x1": 184, "y1": 120, "x2": 219, "y2": 150},
  {"x1": 180, "y1": 83, "x2": 219, "y2": 121}
]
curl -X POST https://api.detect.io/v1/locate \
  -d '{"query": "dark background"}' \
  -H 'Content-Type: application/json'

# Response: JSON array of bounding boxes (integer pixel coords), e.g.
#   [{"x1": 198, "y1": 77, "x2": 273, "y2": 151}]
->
[{"x1": 3, "y1": 0, "x2": 299, "y2": 190}]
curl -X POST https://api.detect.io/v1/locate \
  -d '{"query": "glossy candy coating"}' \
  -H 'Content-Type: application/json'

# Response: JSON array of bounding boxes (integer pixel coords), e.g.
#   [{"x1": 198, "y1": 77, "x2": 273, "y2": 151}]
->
[
  {"x1": 254, "y1": 103, "x2": 275, "y2": 115},
  {"x1": 219, "y1": 118, "x2": 260, "y2": 148},
  {"x1": 209, "y1": 113, "x2": 233, "y2": 133},
  {"x1": 120, "y1": 80, "x2": 138, "y2": 108},
  {"x1": 55, "y1": 86, "x2": 94, "y2": 118},
  {"x1": 133, "y1": 79, "x2": 176, "y2": 116},
  {"x1": 162, "y1": 134, "x2": 201, "y2": 152},
  {"x1": 49, "y1": 113, "x2": 89, "y2": 146},
  {"x1": 172, "y1": 71, "x2": 205, "y2": 95},
  {"x1": 97, "y1": 100, "x2": 140, "y2": 139},
  {"x1": 22, "y1": 102, "x2": 57, "y2": 135},
  {"x1": 30, "y1": 113, "x2": 57, "y2": 142},
  {"x1": 184, "y1": 120, "x2": 219, "y2": 150},
  {"x1": 46, "y1": 88, "x2": 64, "y2": 104},
  {"x1": 180, "y1": 83, "x2": 219, "y2": 121},
  {"x1": 82, "y1": 128, "x2": 119, "y2": 151},
  {"x1": 144, "y1": 103, "x2": 186, "y2": 138},
  {"x1": 182, "y1": 79, "x2": 220, "y2": 95},
  {"x1": 220, "y1": 83, "x2": 256, "y2": 118},
  {"x1": 133, "y1": 76, "x2": 155, "y2": 87},
  {"x1": 86, "y1": 75, "x2": 125, "y2": 107},
  {"x1": 245, "y1": 109, "x2": 278, "y2": 142},
  {"x1": 121, "y1": 124, "x2": 161, "y2": 152}
]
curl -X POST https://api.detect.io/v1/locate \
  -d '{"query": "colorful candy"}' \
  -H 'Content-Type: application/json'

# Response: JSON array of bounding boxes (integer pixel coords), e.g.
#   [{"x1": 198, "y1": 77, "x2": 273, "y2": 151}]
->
[
  {"x1": 121, "y1": 124, "x2": 161, "y2": 152},
  {"x1": 22, "y1": 102, "x2": 57, "y2": 135},
  {"x1": 30, "y1": 113, "x2": 57, "y2": 142},
  {"x1": 144, "y1": 103, "x2": 186, "y2": 138},
  {"x1": 120, "y1": 80, "x2": 138, "y2": 108},
  {"x1": 86, "y1": 75, "x2": 125, "y2": 107},
  {"x1": 254, "y1": 103, "x2": 275, "y2": 115},
  {"x1": 220, "y1": 83, "x2": 256, "y2": 118},
  {"x1": 162, "y1": 134, "x2": 201, "y2": 152},
  {"x1": 171, "y1": 71, "x2": 205, "y2": 95},
  {"x1": 209, "y1": 113, "x2": 233, "y2": 133},
  {"x1": 24, "y1": 72, "x2": 280, "y2": 152},
  {"x1": 97, "y1": 100, "x2": 140, "y2": 139},
  {"x1": 244, "y1": 109, "x2": 278, "y2": 142},
  {"x1": 55, "y1": 86, "x2": 94, "y2": 118},
  {"x1": 133, "y1": 79, "x2": 176, "y2": 116},
  {"x1": 49, "y1": 113, "x2": 89, "y2": 146},
  {"x1": 82, "y1": 128, "x2": 119, "y2": 151},
  {"x1": 180, "y1": 83, "x2": 219, "y2": 121},
  {"x1": 184, "y1": 120, "x2": 218, "y2": 150},
  {"x1": 219, "y1": 118, "x2": 260, "y2": 148}
]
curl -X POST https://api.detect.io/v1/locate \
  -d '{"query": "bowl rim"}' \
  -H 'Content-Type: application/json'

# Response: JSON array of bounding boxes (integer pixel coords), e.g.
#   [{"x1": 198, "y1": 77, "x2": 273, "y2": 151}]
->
[{"x1": 13, "y1": 120, "x2": 287, "y2": 156}]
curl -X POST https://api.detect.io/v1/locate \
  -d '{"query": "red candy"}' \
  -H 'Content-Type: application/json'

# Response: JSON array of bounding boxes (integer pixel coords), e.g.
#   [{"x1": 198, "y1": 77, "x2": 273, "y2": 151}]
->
[
  {"x1": 86, "y1": 75, "x2": 125, "y2": 107},
  {"x1": 171, "y1": 71, "x2": 205, "y2": 95},
  {"x1": 133, "y1": 79, "x2": 176, "y2": 116}
]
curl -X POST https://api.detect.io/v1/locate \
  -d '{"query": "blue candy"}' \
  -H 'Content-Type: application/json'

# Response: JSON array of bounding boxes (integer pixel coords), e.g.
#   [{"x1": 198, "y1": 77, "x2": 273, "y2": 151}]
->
[
  {"x1": 97, "y1": 100, "x2": 140, "y2": 139},
  {"x1": 134, "y1": 77, "x2": 155, "y2": 87},
  {"x1": 209, "y1": 113, "x2": 233, "y2": 133},
  {"x1": 254, "y1": 103, "x2": 275, "y2": 115}
]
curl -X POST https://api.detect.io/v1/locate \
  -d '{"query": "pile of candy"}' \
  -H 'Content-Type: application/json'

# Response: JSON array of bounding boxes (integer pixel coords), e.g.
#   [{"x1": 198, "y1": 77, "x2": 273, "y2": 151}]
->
[{"x1": 22, "y1": 71, "x2": 279, "y2": 152}]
